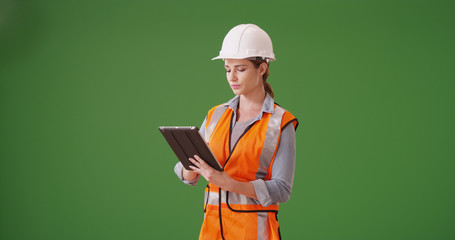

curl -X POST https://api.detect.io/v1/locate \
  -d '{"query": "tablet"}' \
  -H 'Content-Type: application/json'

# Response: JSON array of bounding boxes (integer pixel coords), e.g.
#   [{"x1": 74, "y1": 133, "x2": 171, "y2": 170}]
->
[{"x1": 158, "y1": 126, "x2": 223, "y2": 171}]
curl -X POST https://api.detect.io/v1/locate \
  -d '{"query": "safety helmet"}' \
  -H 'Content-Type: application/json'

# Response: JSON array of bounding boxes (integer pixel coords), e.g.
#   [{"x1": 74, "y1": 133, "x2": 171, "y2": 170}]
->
[{"x1": 212, "y1": 24, "x2": 276, "y2": 62}]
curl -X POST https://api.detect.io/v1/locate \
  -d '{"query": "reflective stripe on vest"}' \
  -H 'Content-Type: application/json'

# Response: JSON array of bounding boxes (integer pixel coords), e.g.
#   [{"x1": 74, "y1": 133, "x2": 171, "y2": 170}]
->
[
  {"x1": 256, "y1": 105, "x2": 285, "y2": 180},
  {"x1": 204, "y1": 189, "x2": 279, "y2": 210},
  {"x1": 204, "y1": 104, "x2": 227, "y2": 143}
]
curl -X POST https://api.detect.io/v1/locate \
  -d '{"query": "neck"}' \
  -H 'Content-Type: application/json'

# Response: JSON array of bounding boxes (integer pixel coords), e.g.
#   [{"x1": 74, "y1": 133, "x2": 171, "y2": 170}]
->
[{"x1": 238, "y1": 88, "x2": 266, "y2": 112}]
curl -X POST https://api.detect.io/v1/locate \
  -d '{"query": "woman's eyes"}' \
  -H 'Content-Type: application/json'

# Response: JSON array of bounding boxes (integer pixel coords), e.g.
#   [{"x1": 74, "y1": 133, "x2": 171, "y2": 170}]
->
[{"x1": 225, "y1": 69, "x2": 246, "y2": 73}]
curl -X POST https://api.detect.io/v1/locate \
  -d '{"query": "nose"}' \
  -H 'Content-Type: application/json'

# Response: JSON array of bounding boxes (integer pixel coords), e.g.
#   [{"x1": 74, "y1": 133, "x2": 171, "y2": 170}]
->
[{"x1": 227, "y1": 71, "x2": 237, "y2": 82}]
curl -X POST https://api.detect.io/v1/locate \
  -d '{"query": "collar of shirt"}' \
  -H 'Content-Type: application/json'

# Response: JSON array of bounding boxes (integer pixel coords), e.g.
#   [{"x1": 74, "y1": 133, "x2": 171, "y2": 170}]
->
[{"x1": 223, "y1": 93, "x2": 275, "y2": 122}]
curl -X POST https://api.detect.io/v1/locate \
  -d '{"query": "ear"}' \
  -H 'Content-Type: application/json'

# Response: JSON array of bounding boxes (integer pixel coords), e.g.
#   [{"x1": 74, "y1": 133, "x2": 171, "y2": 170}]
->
[{"x1": 259, "y1": 62, "x2": 268, "y2": 76}]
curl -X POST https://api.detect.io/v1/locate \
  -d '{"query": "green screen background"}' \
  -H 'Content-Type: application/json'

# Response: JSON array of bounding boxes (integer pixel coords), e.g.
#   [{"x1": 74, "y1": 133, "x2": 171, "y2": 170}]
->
[{"x1": 1, "y1": 0, "x2": 454, "y2": 239}]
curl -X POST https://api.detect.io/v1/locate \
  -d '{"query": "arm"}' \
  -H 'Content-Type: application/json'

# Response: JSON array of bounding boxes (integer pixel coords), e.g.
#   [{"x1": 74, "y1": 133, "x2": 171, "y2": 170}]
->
[
  {"x1": 251, "y1": 123, "x2": 296, "y2": 206},
  {"x1": 174, "y1": 162, "x2": 200, "y2": 186}
]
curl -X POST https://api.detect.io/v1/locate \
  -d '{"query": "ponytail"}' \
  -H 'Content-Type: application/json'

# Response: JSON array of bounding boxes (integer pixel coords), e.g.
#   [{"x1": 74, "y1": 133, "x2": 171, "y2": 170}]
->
[
  {"x1": 264, "y1": 80, "x2": 274, "y2": 98},
  {"x1": 249, "y1": 59, "x2": 275, "y2": 98}
]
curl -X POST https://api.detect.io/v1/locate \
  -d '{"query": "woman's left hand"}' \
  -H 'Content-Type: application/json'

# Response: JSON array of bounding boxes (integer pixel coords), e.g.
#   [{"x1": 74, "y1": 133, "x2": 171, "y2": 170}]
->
[{"x1": 189, "y1": 155, "x2": 233, "y2": 189}]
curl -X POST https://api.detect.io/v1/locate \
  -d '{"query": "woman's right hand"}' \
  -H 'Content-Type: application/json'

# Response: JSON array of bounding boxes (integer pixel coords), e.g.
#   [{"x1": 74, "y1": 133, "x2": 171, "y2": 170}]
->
[{"x1": 182, "y1": 167, "x2": 199, "y2": 181}]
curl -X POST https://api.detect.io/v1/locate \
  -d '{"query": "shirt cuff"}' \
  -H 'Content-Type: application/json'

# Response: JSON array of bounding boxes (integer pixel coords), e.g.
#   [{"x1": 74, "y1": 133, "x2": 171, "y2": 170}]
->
[
  {"x1": 251, "y1": 179, "x2": 273, "y2": 207},
  {"x1": 174, "y1": 162, "x2": 200, "y2": 186}
]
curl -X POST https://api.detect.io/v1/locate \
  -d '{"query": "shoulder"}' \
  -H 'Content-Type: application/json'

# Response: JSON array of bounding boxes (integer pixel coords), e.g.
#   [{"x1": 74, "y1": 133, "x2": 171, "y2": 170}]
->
[
  {"x1": 207, "y1": 103, "x2": 228, "y2": 119},
  {"x1": 274, "y1": 104, "x2": 299, "y2": 131},
  {"x1": 205, "y1": 103, "x2": 229, "y2": 128},
  {"x1": 207, "y1": 103, "x2": 226, "y2": 114}
]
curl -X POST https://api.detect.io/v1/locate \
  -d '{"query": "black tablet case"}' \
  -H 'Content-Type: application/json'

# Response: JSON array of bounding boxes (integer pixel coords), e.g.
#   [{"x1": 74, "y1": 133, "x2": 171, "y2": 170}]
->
[{"x1": 158, "y1": 126, "x2": 223, "y2": 171}]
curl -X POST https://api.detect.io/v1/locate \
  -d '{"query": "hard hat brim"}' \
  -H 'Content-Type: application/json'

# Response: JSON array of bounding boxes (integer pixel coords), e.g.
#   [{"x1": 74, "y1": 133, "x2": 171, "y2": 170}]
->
[
  {"x1": 211, "y1": 55, "x2": 276, "y2": 61},
  {"x1": 211, "y1": 56, "x2": 223, "y2": 60}
]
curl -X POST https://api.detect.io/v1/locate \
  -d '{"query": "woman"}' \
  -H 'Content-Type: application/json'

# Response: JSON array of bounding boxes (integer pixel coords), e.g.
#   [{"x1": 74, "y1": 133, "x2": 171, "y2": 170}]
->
[{"x1": 174, "y1": 24, "x2": 299, "y2": 240}]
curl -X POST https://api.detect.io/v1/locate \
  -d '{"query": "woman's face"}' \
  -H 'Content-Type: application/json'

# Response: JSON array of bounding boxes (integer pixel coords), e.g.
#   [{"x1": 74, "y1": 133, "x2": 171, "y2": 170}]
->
[{"x1": 224, "y1": 59, "x2": 265, "y2": 96}]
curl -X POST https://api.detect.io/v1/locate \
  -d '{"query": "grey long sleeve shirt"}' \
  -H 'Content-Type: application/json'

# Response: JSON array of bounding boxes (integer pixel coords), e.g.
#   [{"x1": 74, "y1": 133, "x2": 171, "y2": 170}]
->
[{"x1": 174, "y1": 94, "x2": 296, "y2": 207}]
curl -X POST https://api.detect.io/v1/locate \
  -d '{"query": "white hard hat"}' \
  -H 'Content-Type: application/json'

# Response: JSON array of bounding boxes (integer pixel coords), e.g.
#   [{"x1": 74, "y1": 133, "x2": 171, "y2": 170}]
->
[{"x1": 212, "y1": 24, "x2": 276, "y2": 62}]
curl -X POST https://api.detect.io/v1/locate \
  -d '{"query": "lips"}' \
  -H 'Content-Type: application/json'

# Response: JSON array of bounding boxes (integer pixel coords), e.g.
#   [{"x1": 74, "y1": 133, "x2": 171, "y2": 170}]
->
[{"x1": 231, "y1": 84, "x2": 240, "y2": 89}]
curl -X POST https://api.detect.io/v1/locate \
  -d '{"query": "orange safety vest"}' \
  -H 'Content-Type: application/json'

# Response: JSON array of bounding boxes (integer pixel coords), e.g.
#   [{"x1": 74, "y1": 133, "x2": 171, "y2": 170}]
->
[{"x1": 199, "y1": 102, "x2": 298, "y2": 240}]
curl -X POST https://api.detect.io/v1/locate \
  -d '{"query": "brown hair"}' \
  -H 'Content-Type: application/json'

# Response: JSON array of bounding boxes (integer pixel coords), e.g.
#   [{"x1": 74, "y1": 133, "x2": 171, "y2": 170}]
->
[{"x1": 249, "y1": 59, "x2": 274, "y2": 98}]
